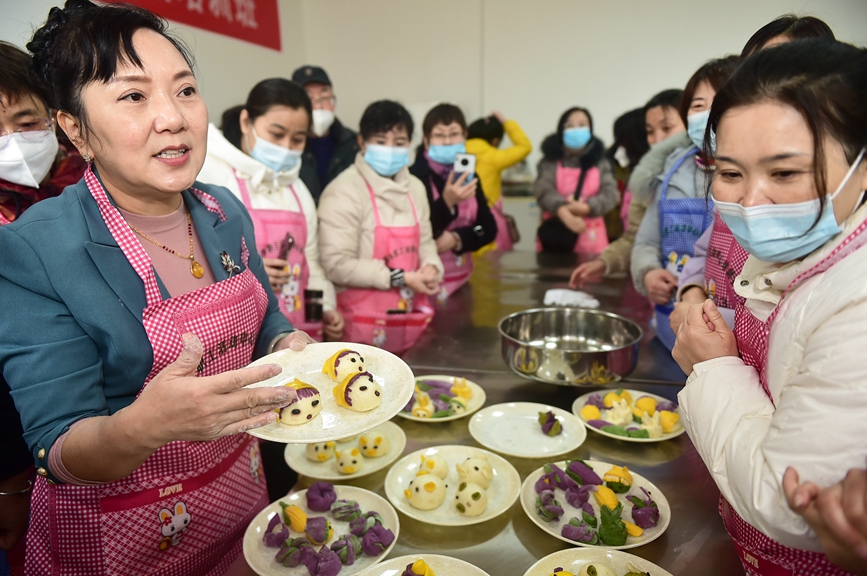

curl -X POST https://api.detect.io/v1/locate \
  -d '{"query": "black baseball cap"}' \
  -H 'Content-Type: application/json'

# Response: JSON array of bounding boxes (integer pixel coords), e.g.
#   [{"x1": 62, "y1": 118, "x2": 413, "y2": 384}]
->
[{"x1": 291, "y1": 65, "x2": 331, "y2": 87}]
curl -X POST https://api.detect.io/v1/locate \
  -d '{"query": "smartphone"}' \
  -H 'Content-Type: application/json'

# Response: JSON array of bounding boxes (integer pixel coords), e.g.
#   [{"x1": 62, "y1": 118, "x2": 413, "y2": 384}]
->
[{"x1": 453, "y1": 153, "x2": 476, "y2": 181}]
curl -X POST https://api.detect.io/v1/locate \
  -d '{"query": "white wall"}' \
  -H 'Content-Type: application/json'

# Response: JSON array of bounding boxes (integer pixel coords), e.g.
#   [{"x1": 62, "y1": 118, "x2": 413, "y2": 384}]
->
[{"x1": 2, "y1": 0, "x2": 866, "y2": 170}]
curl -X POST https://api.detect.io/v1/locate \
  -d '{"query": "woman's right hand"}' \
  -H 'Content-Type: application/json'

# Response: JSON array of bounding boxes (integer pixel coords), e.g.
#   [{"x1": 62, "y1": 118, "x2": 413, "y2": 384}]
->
[
  {"x1": 556, "y1": 205, "x2": 587, "y2": 235},
  {"x1": 404, "y1": 269, "x2": 439, "y2": 296},
  {"x1": 569, "y1": 260, "x2": 606, "y2": 288},
  {"x1": 643, "y1": 268, "x2": 678, "y2": 305},
  {"x1": 443, "y1": 171, "x2": 477, "y2": 209},
  {"x1": 131, "y1": 334, "x2": 297, "y2": 447},
  {"x1": 262, "y1": 257, "x2": 290, "y2": 292}
]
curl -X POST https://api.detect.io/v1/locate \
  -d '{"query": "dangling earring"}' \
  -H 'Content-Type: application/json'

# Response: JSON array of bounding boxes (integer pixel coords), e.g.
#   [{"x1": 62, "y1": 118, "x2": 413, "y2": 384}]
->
[{"x1": 82, "y1": 153, "x2": 92, "y2": 163}]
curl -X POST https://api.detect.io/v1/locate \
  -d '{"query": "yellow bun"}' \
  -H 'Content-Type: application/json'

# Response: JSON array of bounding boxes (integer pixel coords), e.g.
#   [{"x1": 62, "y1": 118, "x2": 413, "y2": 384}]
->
[{"x1": 322, "y1": 348, "x2": 352, "y2": 380}]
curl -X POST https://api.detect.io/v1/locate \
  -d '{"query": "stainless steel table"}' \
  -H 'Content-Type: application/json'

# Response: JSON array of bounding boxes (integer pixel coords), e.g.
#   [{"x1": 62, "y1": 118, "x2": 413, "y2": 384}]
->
[{"x1": 294, "y1": 250, "x2": 744, "y2": 575}]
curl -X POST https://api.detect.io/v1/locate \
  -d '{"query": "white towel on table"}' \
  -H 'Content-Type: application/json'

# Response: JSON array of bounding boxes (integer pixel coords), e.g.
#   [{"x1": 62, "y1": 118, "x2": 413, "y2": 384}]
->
[{"x1": 543, "y1": 289, "x2": 600, "y2": 309}]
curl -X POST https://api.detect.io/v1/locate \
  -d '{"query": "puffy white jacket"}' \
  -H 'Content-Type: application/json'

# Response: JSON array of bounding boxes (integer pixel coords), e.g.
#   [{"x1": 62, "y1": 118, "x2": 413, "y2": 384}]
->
[
  {"x1": 197, "y1": 124, "x2": 336, "y2": 311},
  {"x1": 678, "y1": 201, "x2": 867, "y2": 551}
]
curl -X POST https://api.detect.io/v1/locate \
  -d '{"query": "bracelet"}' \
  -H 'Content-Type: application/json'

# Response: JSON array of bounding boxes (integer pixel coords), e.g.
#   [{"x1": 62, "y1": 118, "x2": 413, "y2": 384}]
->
[
  {"x1": 0, "y1": 479, "x2": 33, "y2": 496},
  {"x1": 452, "y1": 232, "x2": 463, "y2": 253},
  {"x1": 389, "y1": 268, "x2": 405, "y2": 287},
  {"x1": 267, "y1": 331, "x2": 294, "y2": 354}
]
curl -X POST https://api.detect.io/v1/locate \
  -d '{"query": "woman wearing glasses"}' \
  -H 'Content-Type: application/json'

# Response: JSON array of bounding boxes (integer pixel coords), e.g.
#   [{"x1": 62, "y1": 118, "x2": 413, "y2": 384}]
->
[{"x1": 199, "y1": 78, "x2": 343, "y2": 341}]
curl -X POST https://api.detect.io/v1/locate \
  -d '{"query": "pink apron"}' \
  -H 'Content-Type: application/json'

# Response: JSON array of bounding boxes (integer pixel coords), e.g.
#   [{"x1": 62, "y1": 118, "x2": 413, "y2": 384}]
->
[
  {"x1": 429, "y1": 176, "x2": 476, "y2": 303},
  {"x1": 723, "y1": 218, "x2": 867, "y2": 576},
  {"x1": 490, "y1": 199, "x2": 514, "y2": 251},
  {"x1": 235, "y1": 172, "x2": 323, "y2": 339},
  {"x1": 25, "y1": 167, "x2": 270, "y2": 576},
  {"x1": 705, "y1": 213, "x2": 750, "y2": 311},
  {"x1": 0, "y1": 211, "x2": 10, "y2": 225},
  {"x1": 536, "y1": 162, "x2": 608, "y2": 254},
  {"x1": 336, "y1": 178, "x2": 434, "y2": 354}
]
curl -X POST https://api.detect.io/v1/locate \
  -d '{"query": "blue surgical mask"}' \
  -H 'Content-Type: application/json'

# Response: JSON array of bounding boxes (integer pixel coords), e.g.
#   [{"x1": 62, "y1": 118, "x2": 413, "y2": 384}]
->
[
  {"x1": 427, "y1": 142, "x2": 465, "y2": 165},
  {"x1": 248, "y1": 127, "x2": 301, "y2": 173},
  {"x1": 714, "y1": 146, "x2": 866, "y2": 262},
  {"x1": 364, "y1": 144, "x2": 409, "y2": 177},
  {"x1": 563, "y1": 127, "x2": 592, "y2": 150},
  {"x1": 687, "y1": 109, "x2": 714, "y2": 152}
]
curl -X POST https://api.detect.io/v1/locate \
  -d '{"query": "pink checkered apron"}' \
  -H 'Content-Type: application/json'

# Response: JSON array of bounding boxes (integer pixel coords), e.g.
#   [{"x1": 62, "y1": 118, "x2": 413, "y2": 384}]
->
[
  {"x1": 336, "y1": 178, "x2": 433, "y2": 354},
  {"x1": 722, "y1": 218, "x2": 867, "y2": 576},
  {"x1": 490, "y1": 198, "x2": 513, "y2": 251},
  {"x1": 535, "y1": 162, "x2": 607, "y2": 255},
  {"x1": 25, "y1": 166, "x2": 270, "y2": 576},
  {"x1": 705, "y1": 213, "x2": 750, "y2": 311},
  {"x1": 429, "y1": 176, "x2": 476, "y2": 301},
  {"x1": 0, "y1": 211, "x2": 10, "y2": 225},
  {"x1": 234, "y1": 172, "x2": 323, "y2": 339}
]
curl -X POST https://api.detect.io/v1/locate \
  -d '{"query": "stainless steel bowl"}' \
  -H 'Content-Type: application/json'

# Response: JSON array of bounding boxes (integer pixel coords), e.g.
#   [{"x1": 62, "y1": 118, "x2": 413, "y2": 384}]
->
[{"x1": 498, "y1": 307, "x2": 642, "y2": 386}]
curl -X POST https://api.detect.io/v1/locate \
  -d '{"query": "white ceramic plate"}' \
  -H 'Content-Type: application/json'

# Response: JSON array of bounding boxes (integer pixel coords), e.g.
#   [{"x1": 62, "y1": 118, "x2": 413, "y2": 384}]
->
[
  {"x1": 520, "y1": 459, "x2": 671, "y2": 550},
  {"x1": 523, "y1": 548, "x2": 673, "y2": 576},
  {"x1": 468, "y1": 402, "x2": 587, "y2": 458},
  {"x1": 243, "y1": 485, "x2": 399, "y2": 576},
  {"x1": 244, "y1": 342, "x2": 415, "y2": 443},
  {"x1": 355, "y1": 554, "x2": 491, "y2": 576},
  {"x1": 384, "y1": 445, "x2": 520, "y2": 526},
  {"x1": 571, "y1": 389, "x2": 686, "y2": 443},
  {"x1": 395, "y1": 375, "x2": 487, "y2": 422},
  {"x1": 283, "y1": 422, "x2": 407, "y2": 480}
]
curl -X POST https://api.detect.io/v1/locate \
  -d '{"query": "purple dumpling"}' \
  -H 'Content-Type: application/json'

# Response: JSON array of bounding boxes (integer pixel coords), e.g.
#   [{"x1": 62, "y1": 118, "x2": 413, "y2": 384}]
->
[
  {"x1": 263, "y1": 513, "x2": 289, "y2": 548},
  {"x1": 306, "y1": 482, "x2": 337, "y2": 512},
  {"x1": 565, "y1": 460, "x2": 603, "y2": 485},
  {"x1": 628, "y1": 486, "x2": 660, "y2": 529},
  {"x1": 584, "y1": 394, "x2": 605, "y2": 409},
  {"x1": 361, "y1": 525, "x2": 395, "y2": 556}
]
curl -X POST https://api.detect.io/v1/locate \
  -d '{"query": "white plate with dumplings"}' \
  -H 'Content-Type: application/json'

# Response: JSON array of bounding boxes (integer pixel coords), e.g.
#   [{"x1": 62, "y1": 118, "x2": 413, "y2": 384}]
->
[
  {"x1": 571, "y1": 389, "x2": 685, "y2": 444},
  {"x1": 469, "y1": 402, "x2": 586, "y2": 458},
  {"x1": 522, "y1": 548, "x2": 672, "y2": 576},
  {"x1": 243, "y1": 342, "x2": 415, "y2": 443},
  {"x1": 384, "y1": 445, "x2": 520, "y2": 527},
  {"x1": 243, "y1": 484, "x2": 399, "y2": 576},
  {"x1": 283, "y1": 422, "x2": 406, "y2": 480},
  {"x1": 356, "y1": 554, "x2": 491, "y2": 575},
  {"x1": 396, "y1": 375, "x2": 487, "y2": 422}
]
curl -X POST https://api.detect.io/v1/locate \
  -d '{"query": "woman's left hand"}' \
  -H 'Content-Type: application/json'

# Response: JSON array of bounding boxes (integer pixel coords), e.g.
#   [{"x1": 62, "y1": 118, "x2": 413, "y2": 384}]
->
[
  {"x1": 322, "y1": 310, "x2": 345, "y2": 341},
  {"x1": 435, "y1": 232, "x2": 458, "y2": 254},
  {"x1": 567, "y1": 198, "x2": 591, "y2": 217},
  {"x1": 672, "y1": 299, "x2": 739, "y2": 374},
  {"x1": 274, "y1": 330, "x2": 316, "y2": 352}
]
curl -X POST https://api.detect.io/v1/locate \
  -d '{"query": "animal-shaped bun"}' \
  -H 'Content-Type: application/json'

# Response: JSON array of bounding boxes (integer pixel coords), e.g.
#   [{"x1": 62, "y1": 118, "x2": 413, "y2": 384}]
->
[
  {"x1": 404, "y1": 474, "x2": 447, "y2": 510},
  {"x1": 322, "y1": 348, "x2": 366, "y2": 382},
  {"x1": 333, "y1": 372, "x2": 382, "y2": 412},
  {"x1": 454, "y1": 482, "x2": 488, "y2": 516},
  {"x1": 305, "y1": 441, "x2": 336, "y2": 462},
  {"x1": 411, "y1": 391, "x2": 433, "y2": 418},
  {"x1": 335, "y1": 448, "x2": 364, "y2": 475},
  {"x1": 418, "y1": 454, "x2": 449, "y2": 479},
  {"x1": 456, "y1": 455, "x2": 494, "y2": 489},
  {"x1": 276, "y1": 380, "x2": 322, "y2": 425},
  {"x1": 359, "y1": 431, "x2": 390, "y2": 458}
]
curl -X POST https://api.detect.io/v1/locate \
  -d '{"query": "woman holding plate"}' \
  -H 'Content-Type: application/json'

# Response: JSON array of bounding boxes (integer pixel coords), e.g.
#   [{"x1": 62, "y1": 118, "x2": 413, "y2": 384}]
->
[
  {"x1": 0, "y1": 1, "x2": 311, "y2": 573},
  {"x1": 673, "y1": 39, "x2": 867, "y2": 575}
]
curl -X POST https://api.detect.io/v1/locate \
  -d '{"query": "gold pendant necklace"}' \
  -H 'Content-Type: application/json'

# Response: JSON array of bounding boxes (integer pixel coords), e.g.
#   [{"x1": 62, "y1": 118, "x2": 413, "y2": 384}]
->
[{"x1": 127, "y1": 209, "x2": 204, "y2": 278}]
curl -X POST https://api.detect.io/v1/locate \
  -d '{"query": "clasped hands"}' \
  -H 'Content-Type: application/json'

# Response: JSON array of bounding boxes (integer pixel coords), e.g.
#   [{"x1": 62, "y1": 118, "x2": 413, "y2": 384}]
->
[{"x1": 671, "y1": 299, "x2": 739, "y2": 374}]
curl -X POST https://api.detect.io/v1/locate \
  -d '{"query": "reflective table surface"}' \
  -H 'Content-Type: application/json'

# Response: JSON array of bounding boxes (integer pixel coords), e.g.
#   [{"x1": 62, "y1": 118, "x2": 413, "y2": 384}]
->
[{"x1": 293, "y1": 251, "x2": 743, "y2": 575}]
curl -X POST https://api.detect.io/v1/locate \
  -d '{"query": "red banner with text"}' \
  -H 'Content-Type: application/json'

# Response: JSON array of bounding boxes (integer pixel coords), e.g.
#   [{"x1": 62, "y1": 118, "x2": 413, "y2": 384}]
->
[{"x1": 105, "y1": 0, "x2": 281, "y2": 51}]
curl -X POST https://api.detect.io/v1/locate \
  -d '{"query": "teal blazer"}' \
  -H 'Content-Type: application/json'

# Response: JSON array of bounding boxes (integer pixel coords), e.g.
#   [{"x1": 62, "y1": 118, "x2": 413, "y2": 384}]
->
[{"x1": 0, "y1": 177, "x2": 293, "y2": 480}]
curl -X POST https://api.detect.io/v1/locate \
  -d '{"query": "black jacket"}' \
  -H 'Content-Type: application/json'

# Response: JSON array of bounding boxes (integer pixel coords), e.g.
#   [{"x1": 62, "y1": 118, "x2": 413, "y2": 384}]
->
[
  {"x1": 301, "y1": 117, "x2": 359, "y2": 204},
  {"x1": 409, "y1": 153, "x2": 498, "y2": 254}
]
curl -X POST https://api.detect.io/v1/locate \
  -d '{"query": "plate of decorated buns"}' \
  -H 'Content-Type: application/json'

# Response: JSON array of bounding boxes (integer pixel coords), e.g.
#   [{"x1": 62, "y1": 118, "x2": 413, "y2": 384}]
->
[
  {"x1": 469, "y1": 402, "x2": 586, "y2": 458},
  {"x1": 384, "y1": 445, "x2": 520, "y2": 527},
  {"x1": 396, "y1": 375, "x2": 486, "y2": 422},
  {"x1": 244, "y1": 343, "x2": 415, "y2": 443},
  {"x1": 284, "y1": 422, "x2": 406, "y2": 481},
  {"x1": 243, "y1": 483, "x2": 398, "y2": 576},
  {"x1": 522, "y1": 548, "x2": 673, "y2": 576},
  {"x1": 520, "y1": 459, "x2": 670, "y2": 550},
  {"x1": 356, "y1": 554, "x2": 491, "y2": 575},
  {"x1": 571, "y1": 389, "x2": 685, "y2": 443}
]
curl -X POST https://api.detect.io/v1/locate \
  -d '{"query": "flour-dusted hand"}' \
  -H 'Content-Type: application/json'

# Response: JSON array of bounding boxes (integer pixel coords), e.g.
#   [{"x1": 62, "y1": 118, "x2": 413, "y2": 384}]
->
[
  {"x1": 274, "y1": 330, "x2": 316, "y2": 352},
  {"x1": 672, "y1": 300, "x2": 739, "y2": 374}
]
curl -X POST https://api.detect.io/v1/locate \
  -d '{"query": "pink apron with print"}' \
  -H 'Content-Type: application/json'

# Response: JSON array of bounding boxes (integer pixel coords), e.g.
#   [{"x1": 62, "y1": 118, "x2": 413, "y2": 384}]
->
[
  {"x1": 723, "y1": 218, "x2": 867, "y2": 576},
  {"x1": 705, "y1": 212, "x2": 750, "y2": 311},
  {"x1": 337, "y1": 179, "x2": 433, "y2": 354},
  {"x1": 430, "y1": 176, "x2": 476, "y2": 303},
  {"x1": 25, "y1": 167, "x2": 270, "y2": 576},
  {"x1": 535, "y1": 163, "x2": 607, "y2": 254},
  {"x1": 235, "y1": 172, "x2": 323, "y2": 339},
  {"x1": 490, "y1": 199, "x2": 513, "y2": 251}
]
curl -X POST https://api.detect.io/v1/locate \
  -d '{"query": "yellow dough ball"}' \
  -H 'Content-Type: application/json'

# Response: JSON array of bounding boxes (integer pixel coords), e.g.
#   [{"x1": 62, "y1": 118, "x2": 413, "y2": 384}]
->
[
  {"x1": 634, "y1": 396, "x2": 657, "y2": 416},
  {"x1": 660, "y1": 410, "x2": 682, "y2": 434},
  {"x1": 602, "y1": 392, "x2": 621, "y2": 408},
  {"x1": 580, "y1": 404, "x2": 601, "y2": 421}
]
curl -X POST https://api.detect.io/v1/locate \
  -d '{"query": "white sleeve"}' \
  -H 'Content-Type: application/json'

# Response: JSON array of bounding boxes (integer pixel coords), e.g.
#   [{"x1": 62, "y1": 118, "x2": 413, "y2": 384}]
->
[{"x1": 295, "y1": 182, "x2": 336, "y2": 312}]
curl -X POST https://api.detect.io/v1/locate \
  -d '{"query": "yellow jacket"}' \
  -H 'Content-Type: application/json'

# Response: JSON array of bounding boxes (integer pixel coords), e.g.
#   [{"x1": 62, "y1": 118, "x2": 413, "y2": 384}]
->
[{"x1": 465, "y1": 119, "x2": 532, "y2": 207}]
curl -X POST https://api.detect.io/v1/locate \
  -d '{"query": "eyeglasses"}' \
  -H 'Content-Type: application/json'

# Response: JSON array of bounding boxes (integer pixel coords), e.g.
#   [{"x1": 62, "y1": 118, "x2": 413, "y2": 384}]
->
[
  {"x1": 310, "y1": 95, "x2": 336, "y2": 107},
  {"x1": 0, "y1": 117, "x2": 52, "y2": 139}
]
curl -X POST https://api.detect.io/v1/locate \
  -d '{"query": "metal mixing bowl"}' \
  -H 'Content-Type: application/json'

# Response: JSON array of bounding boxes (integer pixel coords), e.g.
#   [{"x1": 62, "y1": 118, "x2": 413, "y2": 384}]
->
[{"x1": 498, "y1": 307, "x2": 642, "y2": 386}]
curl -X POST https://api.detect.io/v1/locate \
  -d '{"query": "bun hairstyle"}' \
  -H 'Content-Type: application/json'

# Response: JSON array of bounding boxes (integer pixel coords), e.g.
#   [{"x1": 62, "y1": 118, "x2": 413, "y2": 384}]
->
[{"x1": 26, "y1": 0, "x2": 194, "y2": 132}]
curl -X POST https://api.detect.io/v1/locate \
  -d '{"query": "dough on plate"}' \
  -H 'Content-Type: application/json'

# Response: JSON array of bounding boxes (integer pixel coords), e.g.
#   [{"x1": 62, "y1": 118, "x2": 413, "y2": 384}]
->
[
  {"x1": 404, "y1": 474, "x2": 447, "y2": 510},
  {"x1": 276, "y1": 380, "x2": 322, "y2": 425},
  {"x1": 333, "y1": 372, "x2": 382, "y2": 412}
]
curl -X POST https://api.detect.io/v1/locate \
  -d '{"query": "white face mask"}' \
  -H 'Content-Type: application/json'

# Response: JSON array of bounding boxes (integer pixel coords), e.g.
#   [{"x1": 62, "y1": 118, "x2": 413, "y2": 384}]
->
[
  {"x1": 0, "y1": 130, "x2": 59, "y2": 188},
  {"x1": 613, "y1": 145, "x2": 630, "y2": 168},
  {"x1": 311, "y1": 109, "x2": 335, "y2": 137}
]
